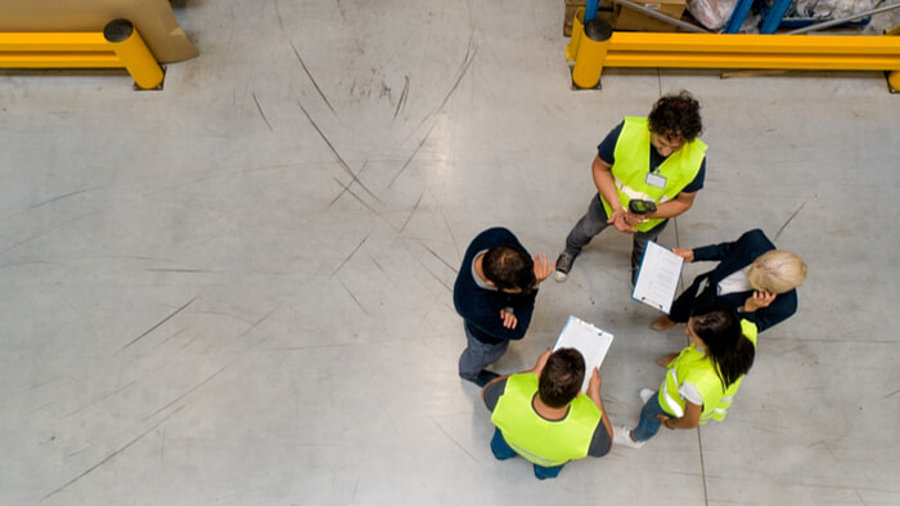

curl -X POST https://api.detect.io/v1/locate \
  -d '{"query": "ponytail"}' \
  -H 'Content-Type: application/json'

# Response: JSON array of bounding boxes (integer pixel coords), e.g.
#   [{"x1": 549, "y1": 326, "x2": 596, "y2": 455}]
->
[{"x1": 691, "y1": 303, "x2": 755, "y2": 389}]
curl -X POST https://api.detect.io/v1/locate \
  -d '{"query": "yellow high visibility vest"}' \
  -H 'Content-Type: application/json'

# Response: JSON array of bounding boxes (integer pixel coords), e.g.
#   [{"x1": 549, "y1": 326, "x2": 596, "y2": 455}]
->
[
  {"x1": 491, "y1": 373, "x2": 601, "y2": 467},
  {"x1": 657, "y1": 319, "x2": 758, "y2": 423},
  {"x1": 601, "y1": 116, "x2": 707, "y2": 232}
]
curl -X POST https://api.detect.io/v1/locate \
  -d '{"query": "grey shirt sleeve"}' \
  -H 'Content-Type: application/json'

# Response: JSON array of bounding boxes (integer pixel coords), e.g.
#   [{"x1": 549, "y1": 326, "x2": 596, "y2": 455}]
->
[
  {"x1": 482, "y1": 378, "x2": 508, "y2": 412},
  {"x1": 587, "y1": 419, "x2": 612, "y2": 457}
]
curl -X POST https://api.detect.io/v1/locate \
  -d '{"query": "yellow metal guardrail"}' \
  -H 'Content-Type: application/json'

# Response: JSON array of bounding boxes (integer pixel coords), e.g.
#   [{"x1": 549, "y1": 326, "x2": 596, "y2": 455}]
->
[
  {"x1": 568, "y1": 8, "x2": 900, "y2": 92},
  {"x1": 0, "y1": 19, "x2": 164, "y2": 90}
]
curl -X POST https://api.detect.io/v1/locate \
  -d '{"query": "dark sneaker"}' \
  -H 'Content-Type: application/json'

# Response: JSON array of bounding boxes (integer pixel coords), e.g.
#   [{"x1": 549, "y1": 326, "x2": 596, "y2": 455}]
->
[
  {"x1": 471, "y1": 369, "x2": 500, "y2": 387},
  {"x1": 554, "y1": 251, "x2": 575, "y2": 282}
]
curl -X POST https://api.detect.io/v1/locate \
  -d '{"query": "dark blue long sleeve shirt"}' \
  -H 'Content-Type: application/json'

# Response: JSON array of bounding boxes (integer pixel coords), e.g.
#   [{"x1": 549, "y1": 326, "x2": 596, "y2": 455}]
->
[
  {"x1": 453, "y1": 227, "x2": 538, "y2": 344},
  {"x1": 692, "y1": 228, "x2": 798, "y2": 333}
]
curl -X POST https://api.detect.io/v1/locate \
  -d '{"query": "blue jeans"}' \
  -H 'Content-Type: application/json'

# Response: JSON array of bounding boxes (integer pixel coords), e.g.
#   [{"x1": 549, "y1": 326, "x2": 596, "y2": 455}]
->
[
  {"x1": 490, "y1": 428, "x2": 564, "y2": 480},
  {"x1": 564, "y1": 194, "x2": 668, "y2": 284},
  {"x1": 458, "y1": 323, "x2": 509, "y2": 381},
  {"x1": 632, "y1": 392, "x2": 677, "y2": 442}
]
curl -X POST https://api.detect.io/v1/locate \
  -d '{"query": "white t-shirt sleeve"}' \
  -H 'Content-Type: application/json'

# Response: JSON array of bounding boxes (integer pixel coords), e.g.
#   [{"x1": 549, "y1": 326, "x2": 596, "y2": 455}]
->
[{"x1": 679, "y1": 381, "x2": 703, "y2": 406}]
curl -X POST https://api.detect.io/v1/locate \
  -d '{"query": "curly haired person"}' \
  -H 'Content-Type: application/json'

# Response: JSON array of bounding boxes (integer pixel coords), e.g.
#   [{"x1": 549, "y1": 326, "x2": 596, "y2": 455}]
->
[{"x1": 555, "y1": 91, "x2": 707, "y2": 285}]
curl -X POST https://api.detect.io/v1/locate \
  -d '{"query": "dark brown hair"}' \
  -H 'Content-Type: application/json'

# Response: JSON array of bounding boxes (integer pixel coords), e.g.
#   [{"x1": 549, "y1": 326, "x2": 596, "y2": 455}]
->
[
  {"x1": 538, "y1": 348, "x2": 585, "y2": 408},
  {"x1": 648, "y1": 90, "x2": 703, "y2": 142},
  {"x1": 482, "y1": 244, "x2": 535, "y2": 292}
]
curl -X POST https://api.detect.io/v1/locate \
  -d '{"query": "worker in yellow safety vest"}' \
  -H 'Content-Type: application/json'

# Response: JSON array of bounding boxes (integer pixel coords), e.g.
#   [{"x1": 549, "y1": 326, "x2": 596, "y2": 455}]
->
[
  {"x1": 482, "y1": 348, "x2": 613, "y2": 479},
  {"x1": 555, "y1": 90, "x2": 707, "y2": 285},
  {"x1": 614, "y1": 302, "x2": 756, "y2": 448}
]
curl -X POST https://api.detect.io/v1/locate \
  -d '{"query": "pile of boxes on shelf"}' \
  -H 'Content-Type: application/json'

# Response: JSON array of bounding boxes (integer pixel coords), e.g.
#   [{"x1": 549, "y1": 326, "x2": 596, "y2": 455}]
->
[{"x1": 564, "y1": 0, "x2": 687, "y2": 34}]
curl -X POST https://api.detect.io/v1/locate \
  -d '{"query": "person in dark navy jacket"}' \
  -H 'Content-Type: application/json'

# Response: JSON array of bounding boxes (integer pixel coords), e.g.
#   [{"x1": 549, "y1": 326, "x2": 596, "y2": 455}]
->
[
  {"x1": 454, "y1": 227, "x2": 554, "y2": 386},
  {"x1": 651, "y1": 229, "x2": 807, "y2": 333}
]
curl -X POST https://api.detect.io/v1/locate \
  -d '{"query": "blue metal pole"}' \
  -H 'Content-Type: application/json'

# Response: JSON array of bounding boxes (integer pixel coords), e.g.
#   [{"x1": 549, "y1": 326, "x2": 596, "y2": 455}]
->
[
  {"x1": 585, "y1": 0, "x2": 600, "y2": 22},
  {"x1": 760, "y1": 0, "x2": 793, "y2": 33},
  {"x1": 723, "y1": 0, "x2": 755, "y2": 33}
]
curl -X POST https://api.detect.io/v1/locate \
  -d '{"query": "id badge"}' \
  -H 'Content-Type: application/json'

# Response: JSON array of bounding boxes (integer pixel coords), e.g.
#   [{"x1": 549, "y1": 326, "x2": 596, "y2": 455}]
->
[{"x1": 645, "y1": 172, "x2": 667, "y2": 189}]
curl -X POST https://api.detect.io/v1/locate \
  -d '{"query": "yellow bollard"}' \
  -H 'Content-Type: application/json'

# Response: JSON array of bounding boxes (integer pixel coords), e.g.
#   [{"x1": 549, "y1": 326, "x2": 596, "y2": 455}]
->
[
  {"x1": 103, "y1": 19, "x2": 164, "y2": 90},
  {"x1": 889, "y1": 71, "x2": 900, "y2": 92},
  {"x1": 566, "y1": 7, "x2": 586, "y2": 62},
  {"x1": 571, "y1": 11, "x2": 612, "y2": 89},
  {"x1": 889, "y1": 27, "x2": 900, "y2": 92}
]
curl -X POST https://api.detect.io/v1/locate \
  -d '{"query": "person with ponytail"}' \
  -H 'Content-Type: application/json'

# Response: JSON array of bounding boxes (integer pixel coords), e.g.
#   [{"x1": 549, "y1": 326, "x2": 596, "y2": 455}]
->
[{"x1": 614, "y1": 302, "x2": 757, "y2": 448}]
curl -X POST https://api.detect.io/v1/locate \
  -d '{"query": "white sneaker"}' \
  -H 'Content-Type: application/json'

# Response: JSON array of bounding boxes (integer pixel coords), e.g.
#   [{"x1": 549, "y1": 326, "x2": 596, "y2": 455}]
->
[
  {"x1": 639, "y1": 388, "x2": 655, "y2": 404},
  {"x1": 613, "y1": 425, "x2": 645, "y2": 449}
]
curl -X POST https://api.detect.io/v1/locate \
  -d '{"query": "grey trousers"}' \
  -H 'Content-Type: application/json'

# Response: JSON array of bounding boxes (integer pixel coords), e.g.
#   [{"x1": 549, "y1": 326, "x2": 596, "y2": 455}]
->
[
  {"x1": 564, "y1": 194, "x2": 668, "y2": 284},
  {"x1": 458, "y1": 322, "x2": 509, "y2": 380}
]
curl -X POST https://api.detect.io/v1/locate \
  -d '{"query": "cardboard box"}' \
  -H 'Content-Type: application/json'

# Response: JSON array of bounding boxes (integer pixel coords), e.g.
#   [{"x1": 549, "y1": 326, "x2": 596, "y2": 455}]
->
[{"x1": 614, "y1": 0, "x2": 686, "y2": 32}]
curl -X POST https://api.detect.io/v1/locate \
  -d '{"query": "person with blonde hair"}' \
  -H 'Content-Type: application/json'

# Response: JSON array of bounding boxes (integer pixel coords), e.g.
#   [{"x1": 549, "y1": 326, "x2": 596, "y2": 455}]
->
[{"x1": 651, "y1": 228, "x2": 807, "y2": 333}]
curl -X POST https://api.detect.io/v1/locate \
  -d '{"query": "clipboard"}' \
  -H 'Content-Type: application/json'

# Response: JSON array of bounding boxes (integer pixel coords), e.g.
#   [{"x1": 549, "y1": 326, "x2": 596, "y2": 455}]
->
[
  {"x1": 631, "y1": 240, "x2": 684, "y2": 314},
  {"x1": 553, "y1": 315, "x2": 614, "y2": 392}
]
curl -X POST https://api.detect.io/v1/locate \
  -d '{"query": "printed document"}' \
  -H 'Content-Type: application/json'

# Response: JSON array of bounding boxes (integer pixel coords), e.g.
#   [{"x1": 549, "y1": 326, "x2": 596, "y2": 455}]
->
[
  {"x1": 632, "y1": 241, "x2": 684, "y2": 314},
  {"x1": 553, "y1": 315, "x2": 614, "y2": 391}
]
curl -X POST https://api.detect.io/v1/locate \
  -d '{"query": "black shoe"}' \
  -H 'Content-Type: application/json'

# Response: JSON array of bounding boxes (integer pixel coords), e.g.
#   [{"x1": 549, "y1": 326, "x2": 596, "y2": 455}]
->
[
  {"x1": 555, "y1": 251, "x2": 576, "y2": 282},
  {"x1": 468, "y1": 369, "x2": 500, "y2": 387}
]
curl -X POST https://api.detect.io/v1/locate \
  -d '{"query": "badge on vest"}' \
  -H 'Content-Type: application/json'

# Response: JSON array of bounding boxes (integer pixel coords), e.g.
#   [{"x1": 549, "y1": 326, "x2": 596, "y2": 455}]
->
[{"x1": 645, "y1": 172, "x2": 667, "y2": 189}]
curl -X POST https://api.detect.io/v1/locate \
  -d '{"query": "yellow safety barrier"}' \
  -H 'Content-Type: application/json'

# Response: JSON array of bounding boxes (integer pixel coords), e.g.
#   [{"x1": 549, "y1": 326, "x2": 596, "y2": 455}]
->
[
  {"x1": 568, "y1": 8, "x2": 900, "y2": 92},
  {"x1": 0, "y1": 19, "x2": 164, "y2": 90}
]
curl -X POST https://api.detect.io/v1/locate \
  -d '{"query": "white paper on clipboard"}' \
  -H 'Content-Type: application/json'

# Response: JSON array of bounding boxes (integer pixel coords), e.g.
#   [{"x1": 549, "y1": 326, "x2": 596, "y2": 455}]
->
[
  {"x1": 631, "y1": 241, "x2": 684, "y2": 314},
  {"x1": 553, "y1": 315, "x2": 614, "y2": 391}
]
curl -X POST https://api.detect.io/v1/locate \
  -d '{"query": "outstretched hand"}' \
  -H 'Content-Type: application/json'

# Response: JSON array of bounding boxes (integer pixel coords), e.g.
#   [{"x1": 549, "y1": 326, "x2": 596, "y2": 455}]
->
[
  {"x1": 672, "y1": 248, "x2": 694, "y2": 262},
  {"x1": 533, "y1": 253, "x2": 555, "y2": 284}
]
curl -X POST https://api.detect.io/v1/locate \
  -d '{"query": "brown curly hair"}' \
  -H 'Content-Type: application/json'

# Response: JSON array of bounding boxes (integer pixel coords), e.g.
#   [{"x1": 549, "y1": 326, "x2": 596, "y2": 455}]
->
[{"x1": 648, "y1": 90, "x2": 703, "y2": 142}]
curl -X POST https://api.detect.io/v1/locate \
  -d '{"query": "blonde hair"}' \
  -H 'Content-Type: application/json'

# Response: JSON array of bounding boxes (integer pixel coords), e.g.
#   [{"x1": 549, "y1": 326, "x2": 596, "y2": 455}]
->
[{"x1": 747, "y1": 250, "x2": 807, "y2": 294}]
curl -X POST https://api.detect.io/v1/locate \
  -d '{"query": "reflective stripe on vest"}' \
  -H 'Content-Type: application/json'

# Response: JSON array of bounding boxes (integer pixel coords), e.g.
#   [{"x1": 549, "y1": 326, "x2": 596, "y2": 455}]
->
[
  {"x1": 656, "y1": 319, "x2": 758, "y2": 423},
  {"x1": 491, "y1": 373, "x2": 602, "y2": 467},
  {"x1": 601, "y1": 117, "x2": 707, "y2": 232},
  {"x1": 660, "y1": 367, "x2": 685, "y2": 418}
]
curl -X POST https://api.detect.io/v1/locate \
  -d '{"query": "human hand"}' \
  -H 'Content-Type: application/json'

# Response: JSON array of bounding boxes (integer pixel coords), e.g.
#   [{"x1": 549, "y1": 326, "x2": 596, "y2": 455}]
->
[
  {"x1": 657, "y1": 414, "x2": 675, "y2": 429},
  {"x1": 607, "y1": 210, "x2": 636, "y2": 233},
  {"x1": 672, "y1": 248, "x2": 695, "y2": 263},
  {"x1": 622, "y1": 211, "x2": 646, "y2": 228},
  {"x1": 743, "y1": 290, "x2": 776, "y2": 312},
  {"x1": 588, "y1": 368, "x2": 602, "y2": 395},
  {"x1": 499, "y1": 309, "x2": 518, "y2": 329},
  {"x1": 532, "y1": 253, "x2": 555, "y2": 284},
  {"x1": 532, "y1": 349, "x2": 552, "y2": 376}
]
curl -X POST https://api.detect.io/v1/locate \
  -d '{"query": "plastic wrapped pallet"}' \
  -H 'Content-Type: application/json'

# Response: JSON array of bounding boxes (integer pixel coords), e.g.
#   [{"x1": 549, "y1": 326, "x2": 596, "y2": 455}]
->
[
  {"x1": 792, "y1": 0, "x2": 880, "y2": 20},
  {"x1": 687, "y1": 0, "x2": 739, "y2": 30}
]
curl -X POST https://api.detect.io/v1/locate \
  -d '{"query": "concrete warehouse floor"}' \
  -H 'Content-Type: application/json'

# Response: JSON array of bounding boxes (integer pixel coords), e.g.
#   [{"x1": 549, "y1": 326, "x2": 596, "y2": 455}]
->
[{"x1": 2, "y1": 1, "x2": 899, "y2": 504}]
